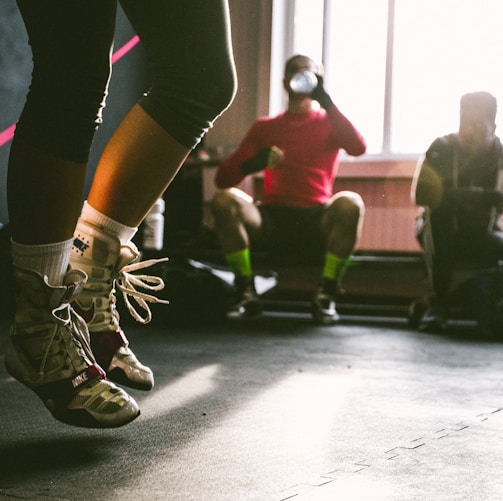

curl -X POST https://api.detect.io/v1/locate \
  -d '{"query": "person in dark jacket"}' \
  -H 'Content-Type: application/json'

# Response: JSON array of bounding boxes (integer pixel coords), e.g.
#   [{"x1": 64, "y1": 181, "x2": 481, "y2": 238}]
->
[{"x1": 412, "y1": 91, "x2": 503, "y2": 332}]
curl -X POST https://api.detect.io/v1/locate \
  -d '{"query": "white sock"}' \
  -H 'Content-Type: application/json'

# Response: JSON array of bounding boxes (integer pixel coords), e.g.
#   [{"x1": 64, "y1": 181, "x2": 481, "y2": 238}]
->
[
  {"x1": 80, "y1": 201, "x2": 137, "y2": 245},
  {"x1": 11, "y1": 238, "x2": 73, "y2": 286}
]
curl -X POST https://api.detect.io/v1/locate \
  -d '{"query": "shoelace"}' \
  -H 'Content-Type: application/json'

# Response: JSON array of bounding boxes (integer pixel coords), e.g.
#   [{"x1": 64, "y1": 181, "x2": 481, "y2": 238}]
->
[
  {"x1": 37, "y1": 303, "x2": 95, "y2": 376},
  {"x1": 116, "y1": 256, "x2": 171, "y2": 324}
]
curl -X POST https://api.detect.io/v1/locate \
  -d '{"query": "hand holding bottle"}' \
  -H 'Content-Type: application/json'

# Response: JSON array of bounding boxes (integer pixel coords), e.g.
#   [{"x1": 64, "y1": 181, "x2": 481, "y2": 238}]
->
[
  {"x1": 289, "y1": 71, "x2": 334, "y2": 109},
  {"x1": 310, "y1": 74, "x2": 334, "y2": 109}
]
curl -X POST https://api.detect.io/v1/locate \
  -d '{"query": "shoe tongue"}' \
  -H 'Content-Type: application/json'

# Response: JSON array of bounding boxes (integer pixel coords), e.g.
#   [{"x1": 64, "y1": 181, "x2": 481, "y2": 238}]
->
[
  {"x1": 48, "y1": 269, "x2": 87, "y2": 307},
  {"x1": 116, "y1": 245, "x2": 139, "y2": 270}
]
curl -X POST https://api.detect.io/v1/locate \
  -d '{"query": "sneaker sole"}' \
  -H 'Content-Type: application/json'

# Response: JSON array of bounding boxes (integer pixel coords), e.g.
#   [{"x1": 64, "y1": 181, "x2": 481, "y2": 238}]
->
[
  {"x1": 108, "y1": 366, "x2": 154, "y2": 391},
  {"x1": 5, "y1": 342, "x2": 140, "y2": 429},
  {"x1": 311, "y1": 309, "x2": 340, "y2": 326}
]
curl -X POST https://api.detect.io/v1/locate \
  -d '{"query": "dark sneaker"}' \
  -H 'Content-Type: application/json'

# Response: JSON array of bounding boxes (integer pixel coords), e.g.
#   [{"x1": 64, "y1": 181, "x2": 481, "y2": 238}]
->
[
  {"x1": 312, "y1": 287, "x2": 340, "y2": 325},
  {"x1": 227, "y1": 277, "x2": 262, "y2": 319},
  {"x1": 5, "y1": 267, "x2": 140, "y2": 428},
  {"x1": 418, "y1": 302, "x2": 448, "y2": 332},
  {"x1": 71, "y1": 219, "x2": 169, "y2": 391}
]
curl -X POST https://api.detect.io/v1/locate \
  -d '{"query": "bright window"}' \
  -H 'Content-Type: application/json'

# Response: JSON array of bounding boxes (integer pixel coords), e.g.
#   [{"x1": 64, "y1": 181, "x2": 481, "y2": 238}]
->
[
  {"x1": 272, "y1": 0, "x2": 503, "y2": 157},
  {"x1": 292, "y1": 0, "x2": 324, "y2": 62}
]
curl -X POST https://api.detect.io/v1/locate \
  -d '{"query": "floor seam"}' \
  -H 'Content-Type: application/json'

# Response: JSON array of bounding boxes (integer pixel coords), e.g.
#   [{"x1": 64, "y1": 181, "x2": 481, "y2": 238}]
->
[{"x1": 278, "y1": 406, "x2": 503, "y2": 500}]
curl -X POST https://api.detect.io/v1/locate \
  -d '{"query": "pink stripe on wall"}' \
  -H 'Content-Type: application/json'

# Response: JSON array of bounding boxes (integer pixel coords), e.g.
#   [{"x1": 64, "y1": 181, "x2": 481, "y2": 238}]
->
[
  {"x1": 0, "y1": 35, "x2": 141, "y2": 149},
  {"x1": 0, "y1": 124, "x2": 16, "y2": 148},
  {"x1": 111, "y1": 35, "x2": 140, "y2": 64}
]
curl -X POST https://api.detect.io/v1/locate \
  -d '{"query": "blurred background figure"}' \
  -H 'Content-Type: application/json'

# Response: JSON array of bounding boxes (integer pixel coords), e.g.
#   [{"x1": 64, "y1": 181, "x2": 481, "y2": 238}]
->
[
  {"x1": 412, "y1": 91, "x2": 503, "y2": 334},
  {"x1": 211, "y1": 54, "x2": 366, "y2": 325}
]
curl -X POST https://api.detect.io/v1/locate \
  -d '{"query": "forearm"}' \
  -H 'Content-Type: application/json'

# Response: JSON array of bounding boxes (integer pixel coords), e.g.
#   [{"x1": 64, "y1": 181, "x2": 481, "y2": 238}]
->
[
  {"x1": 325, "y1": 104, "x2": 366, "y2": 156},
  {"x1": 214, "y1": 157, "x2": 246, "y2": 188},
  {"x1": 214, "y1": 124, "x2": 262, "y2": 188},
  {"x1": 311, "y1": 75, "x2": 366, "y2": 156}
]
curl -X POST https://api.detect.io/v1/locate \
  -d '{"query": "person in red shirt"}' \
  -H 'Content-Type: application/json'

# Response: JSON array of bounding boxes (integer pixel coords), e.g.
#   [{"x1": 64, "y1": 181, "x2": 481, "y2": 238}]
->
[{"x1": 211, "y1": 54, "x2": 366, "y2": 324}]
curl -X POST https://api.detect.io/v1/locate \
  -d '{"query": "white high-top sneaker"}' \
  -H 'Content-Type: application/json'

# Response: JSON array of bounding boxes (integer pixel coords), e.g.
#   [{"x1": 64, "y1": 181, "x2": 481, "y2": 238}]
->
[
  {"x1": 70, "y1": 219, "x2": 169, "y2": 391},
  {"x1": 5, "y1": 266, "x2": 140, "y2": 428}
]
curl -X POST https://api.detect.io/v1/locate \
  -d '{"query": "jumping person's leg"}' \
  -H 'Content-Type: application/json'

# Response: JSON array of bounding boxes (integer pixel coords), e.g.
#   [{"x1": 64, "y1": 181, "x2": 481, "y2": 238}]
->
[
  {"x1": 69, "y1": 0, "x2": 236, "y2": 385},
  {"x1": 7, "y1": 0, "x2": 140, "y2": 428},
  {"x1": 7, "y1": 0, "x2": 236, "y2": 426}
]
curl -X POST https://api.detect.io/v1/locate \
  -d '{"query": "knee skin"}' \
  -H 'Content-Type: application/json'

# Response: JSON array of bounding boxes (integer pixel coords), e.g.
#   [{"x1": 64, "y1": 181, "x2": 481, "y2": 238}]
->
[{"x1": 323, "y1": 192, "x2": 365, "y2": 256}]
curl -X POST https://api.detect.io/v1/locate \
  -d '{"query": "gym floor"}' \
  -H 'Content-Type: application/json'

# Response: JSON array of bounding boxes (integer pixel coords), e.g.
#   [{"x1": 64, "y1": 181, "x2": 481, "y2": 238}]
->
[{"x1": 1, "y1": 307, "x2": 502, "y2": 501}]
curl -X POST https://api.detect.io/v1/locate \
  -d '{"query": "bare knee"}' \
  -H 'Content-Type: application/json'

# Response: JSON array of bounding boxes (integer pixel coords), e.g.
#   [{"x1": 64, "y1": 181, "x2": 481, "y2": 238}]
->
[
  {"x1": 322, "y1": 191, "x2": 365, "y2": 254},
  {"x1": 212, "y1": 189, "x2": 245, "y2": 219},
  {"x1": 211, "y1": 190, "x2": 234, "y2": 217},
  {"x1": 327, "y1": 191, "x2": 365, "y2": 227},
  {"x1": 211, "y1": 188, "x2": 257, "y2": 227}
]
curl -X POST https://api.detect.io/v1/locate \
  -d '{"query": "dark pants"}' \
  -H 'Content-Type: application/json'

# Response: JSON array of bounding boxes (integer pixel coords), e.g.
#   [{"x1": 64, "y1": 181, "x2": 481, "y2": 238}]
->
[
  {"x1": 15, "y1": 0, "x2": 236, "y2": 162},
  {"x1": 419, "y1": 209, "x2": 503, "y2": 305},
  {"x1": 256, "y1": 204, "x2": 327, "y2": 265}
]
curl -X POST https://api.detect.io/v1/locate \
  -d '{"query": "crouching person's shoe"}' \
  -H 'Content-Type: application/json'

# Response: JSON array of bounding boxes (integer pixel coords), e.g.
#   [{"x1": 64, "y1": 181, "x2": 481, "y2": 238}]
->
[
  {"x1": 311, "y1": 286, "x2": 340, "y2": 325},
  {"x1": 418, "y1": 301, "x2": 448, "y2": 333},
  {"x1": 5, "y1": 267, "x2": 140, "y2": 428},
  {"x1": 71, "y1": 220, "x2": 169, "y2": 391},
  {"x1": 227, "y1": 275, "x2": 262, "y2": 319}
]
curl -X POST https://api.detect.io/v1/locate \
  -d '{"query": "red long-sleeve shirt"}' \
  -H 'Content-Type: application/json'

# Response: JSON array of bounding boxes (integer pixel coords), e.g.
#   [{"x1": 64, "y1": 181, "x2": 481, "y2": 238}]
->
[{"x1": 214, "y1": 105, "x2": 366, "y2": 207}]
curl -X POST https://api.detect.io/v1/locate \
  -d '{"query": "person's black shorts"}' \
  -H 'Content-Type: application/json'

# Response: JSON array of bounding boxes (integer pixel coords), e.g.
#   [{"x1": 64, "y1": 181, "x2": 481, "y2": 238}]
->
[{"x1": 255, "y1": 204, "x2": 326, "y2": 264}]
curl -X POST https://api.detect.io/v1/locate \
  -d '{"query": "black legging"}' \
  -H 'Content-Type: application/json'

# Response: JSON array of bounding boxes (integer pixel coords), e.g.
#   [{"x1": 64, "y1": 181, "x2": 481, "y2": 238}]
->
[{"x1": 15, "y1": 0, "x2": 236, "y2": 163}]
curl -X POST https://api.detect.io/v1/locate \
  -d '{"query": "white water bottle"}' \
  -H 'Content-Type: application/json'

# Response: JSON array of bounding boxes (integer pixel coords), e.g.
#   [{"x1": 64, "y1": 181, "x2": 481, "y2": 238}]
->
[
  {"x1": 143, "y1": 198, "x2": 165, "y2": 251},
  {"x1": 289, "y1": 70, "x2": 318, "y2": 94}
]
